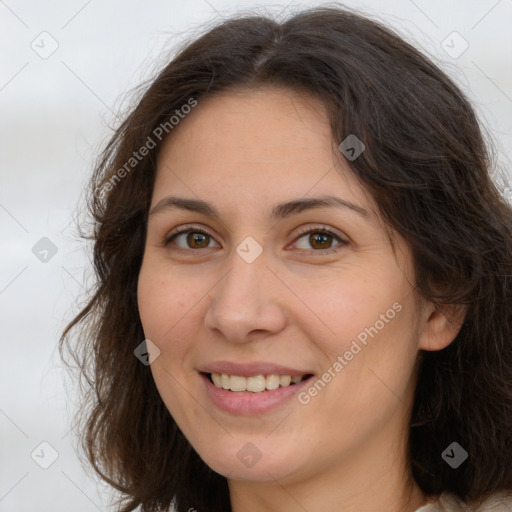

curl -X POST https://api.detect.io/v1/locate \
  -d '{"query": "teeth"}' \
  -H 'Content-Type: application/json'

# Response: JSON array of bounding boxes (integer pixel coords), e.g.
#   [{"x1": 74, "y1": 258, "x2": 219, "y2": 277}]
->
[
  {"x1": 279, "y1": 375, "x2": 292, "y2": 386},
  {"x1": 266, "y1": 374, "x2": 280, "y2": 390},
  {"x1": 210, "y1": 373, "x2": 306, "y2": 392},
  {"x1": 229, "y1": 375, "x2": 247, "y2": 392},
  {"x1": 211, "y1": 373, "x2": 222, "y2": 387},
  {"x1": 247, "y1": 375, "x2": 266, "y2": 392}
]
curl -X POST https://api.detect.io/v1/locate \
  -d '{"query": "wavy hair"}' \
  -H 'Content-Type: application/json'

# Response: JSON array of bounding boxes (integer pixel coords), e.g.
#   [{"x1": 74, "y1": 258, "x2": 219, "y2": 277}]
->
[{"x1": 60, "y1": 6, "x2": 512, "y2": 511}]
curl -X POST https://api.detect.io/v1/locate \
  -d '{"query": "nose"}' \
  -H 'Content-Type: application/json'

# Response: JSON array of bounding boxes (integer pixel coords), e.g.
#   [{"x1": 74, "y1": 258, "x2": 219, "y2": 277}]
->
[{"x1": 203, "y1": 246, "x2": 287, "y2": 344}]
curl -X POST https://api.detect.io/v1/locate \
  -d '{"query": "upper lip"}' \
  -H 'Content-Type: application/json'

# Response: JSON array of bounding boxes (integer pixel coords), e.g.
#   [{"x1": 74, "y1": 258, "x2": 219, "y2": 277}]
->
[{"x1": 198, "y1": 361, "x2": 314, "y2": 378}]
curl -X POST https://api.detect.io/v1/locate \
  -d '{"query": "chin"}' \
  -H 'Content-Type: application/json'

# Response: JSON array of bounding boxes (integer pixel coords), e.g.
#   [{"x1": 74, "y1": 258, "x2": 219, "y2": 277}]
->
[{"x1": 196, "y1": 440, "x2": 307, "y2": 483}]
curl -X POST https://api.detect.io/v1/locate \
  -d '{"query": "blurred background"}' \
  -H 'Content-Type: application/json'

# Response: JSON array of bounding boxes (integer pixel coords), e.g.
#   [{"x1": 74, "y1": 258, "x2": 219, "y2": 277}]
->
[{"x1": 1, "y1": 0, "x2": 511, "y2": 510}]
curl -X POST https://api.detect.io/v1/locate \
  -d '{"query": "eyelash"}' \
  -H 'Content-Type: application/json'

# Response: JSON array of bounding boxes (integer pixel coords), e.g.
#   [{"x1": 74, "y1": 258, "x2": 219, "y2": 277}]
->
[{"x1": 163, "y1": 224, "x2": 348, "y2": 255}]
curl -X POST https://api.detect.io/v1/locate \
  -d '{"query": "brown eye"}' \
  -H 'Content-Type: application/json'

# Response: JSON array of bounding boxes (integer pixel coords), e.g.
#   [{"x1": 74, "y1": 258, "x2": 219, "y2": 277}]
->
[
  {"x1": 308, "y1": 232, "x2": 333, "y2": 250},
  {"x1": 164, "y1": 227, "x2": 220, "y2": 251},
  {"x1": 293, "y1": 227, "x2": 347, "y2": 254},
  {"x1": 185, "y1": 232, "x2": 210, "y2": 249}
]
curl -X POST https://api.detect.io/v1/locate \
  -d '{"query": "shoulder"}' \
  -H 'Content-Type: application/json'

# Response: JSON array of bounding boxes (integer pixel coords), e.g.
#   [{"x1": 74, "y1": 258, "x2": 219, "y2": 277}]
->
[{"x1": 416, "y1": 492, "x2": 512, "y2": 511}]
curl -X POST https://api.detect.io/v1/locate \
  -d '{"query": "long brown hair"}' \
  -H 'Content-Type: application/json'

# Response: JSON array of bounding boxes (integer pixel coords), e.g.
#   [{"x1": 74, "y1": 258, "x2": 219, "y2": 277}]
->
[{"x1": 60, "y1": 6, "x2": 512, "y2": 511}]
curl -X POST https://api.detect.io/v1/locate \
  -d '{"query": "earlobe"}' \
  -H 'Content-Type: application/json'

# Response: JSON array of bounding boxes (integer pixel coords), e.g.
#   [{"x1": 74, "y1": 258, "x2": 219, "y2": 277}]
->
[{"x1": 418, "y1": 302, "x2": 467, "y2": 352}]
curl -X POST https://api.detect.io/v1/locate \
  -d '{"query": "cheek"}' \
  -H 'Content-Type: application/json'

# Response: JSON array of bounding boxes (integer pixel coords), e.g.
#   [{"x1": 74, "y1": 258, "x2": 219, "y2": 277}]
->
[
  {"x1": 137, "y1": 259, "x2": 216, "y2": 366},
  {"x1": 137, "y1": 264, "x2": 203, "y2": 415},
  {"x1": 138, "y1": 262, "x2": 189, "y2": 344},
  {"x1": 304, "y1": 267, "x2": 417, "y2": 382},
  {"x1": 302, "y1": 273, "x2": 386, "y2": 348}
]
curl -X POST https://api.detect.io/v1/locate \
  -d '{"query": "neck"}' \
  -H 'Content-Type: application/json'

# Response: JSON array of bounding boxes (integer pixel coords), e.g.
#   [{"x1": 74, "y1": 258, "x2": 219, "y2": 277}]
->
[
  {"x1": 229, "y1": 457, "x2": 428, "y2": 512},
  {"x1": 228, "y1": 408, "x2": 428, "y2": 512}
]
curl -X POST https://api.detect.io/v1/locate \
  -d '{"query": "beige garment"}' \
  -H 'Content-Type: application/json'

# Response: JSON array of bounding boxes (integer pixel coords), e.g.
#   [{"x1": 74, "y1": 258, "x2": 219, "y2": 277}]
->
[{"x1": 415, "y1": 492, "x2": 512, "y2": 511}]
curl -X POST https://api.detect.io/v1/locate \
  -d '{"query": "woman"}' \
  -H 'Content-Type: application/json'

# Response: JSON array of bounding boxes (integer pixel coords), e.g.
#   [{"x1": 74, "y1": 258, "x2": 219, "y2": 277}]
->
[{"x1": 61, "y1": 6, "x2": 512, "y2": 512}]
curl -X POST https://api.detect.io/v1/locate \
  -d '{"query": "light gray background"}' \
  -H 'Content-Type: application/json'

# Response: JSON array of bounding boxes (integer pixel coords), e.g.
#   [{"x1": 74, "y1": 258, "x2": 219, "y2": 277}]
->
[{"x1": 1, "y1": 0, "x2": 511, "y2": 510}]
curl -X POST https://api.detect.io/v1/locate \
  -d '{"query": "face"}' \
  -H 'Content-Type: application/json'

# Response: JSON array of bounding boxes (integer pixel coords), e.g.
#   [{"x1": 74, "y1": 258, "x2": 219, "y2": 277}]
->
[{"x1": 137, "y1": 87, "x2": 434, "y2": 485}]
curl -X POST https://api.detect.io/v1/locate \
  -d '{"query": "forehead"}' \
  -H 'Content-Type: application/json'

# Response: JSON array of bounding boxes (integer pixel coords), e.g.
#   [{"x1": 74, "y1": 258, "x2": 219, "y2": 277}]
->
[
  {"x1": 158, "y1": 87, "x2": 330, "y2": 167},
  {"x1": 153, "y1": 86, "x2": 376, "y2": 218}
]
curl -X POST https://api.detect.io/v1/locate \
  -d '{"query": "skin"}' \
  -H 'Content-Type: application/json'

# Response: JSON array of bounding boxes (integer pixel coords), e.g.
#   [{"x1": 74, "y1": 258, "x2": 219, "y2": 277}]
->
[{"x1": 137, "y1": 86, "x2": 465, "y2": 512}]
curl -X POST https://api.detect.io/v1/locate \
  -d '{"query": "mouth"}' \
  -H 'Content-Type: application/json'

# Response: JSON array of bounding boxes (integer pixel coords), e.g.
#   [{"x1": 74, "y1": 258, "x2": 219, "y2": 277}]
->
[
  {"x1": 200, "y1": 371, "x2": 315, "y2": 415},
  {"x1": 202, "y1": 372, "x2": 314, "y2": 393}
]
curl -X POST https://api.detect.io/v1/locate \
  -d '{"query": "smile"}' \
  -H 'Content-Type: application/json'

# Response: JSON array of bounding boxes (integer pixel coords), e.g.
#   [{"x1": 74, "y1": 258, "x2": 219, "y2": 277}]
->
[
  {"x1": 200, "y1": 371, "x2": 315, "y2": 415},
  {"x1": 208, "y1": 373, "x2": 310, "y2": 392}
]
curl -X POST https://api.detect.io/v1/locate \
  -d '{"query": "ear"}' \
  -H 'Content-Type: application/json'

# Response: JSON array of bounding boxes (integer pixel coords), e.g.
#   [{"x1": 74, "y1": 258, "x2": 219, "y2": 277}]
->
[{"x1": 417, "y1": 302, "x2": 467, "y2": 351}]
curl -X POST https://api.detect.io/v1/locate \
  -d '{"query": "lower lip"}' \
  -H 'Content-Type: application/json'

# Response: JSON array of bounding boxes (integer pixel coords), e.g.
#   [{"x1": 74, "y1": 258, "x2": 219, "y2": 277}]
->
[{"x1": 201, "y1": 373, "x2": 313, "y2": 415}]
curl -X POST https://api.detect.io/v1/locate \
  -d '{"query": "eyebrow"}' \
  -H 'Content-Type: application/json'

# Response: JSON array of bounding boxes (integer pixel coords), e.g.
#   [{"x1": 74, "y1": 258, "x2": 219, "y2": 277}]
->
[{"x1": 149, "y1": 194, "x2": 368, "y2": 221}]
